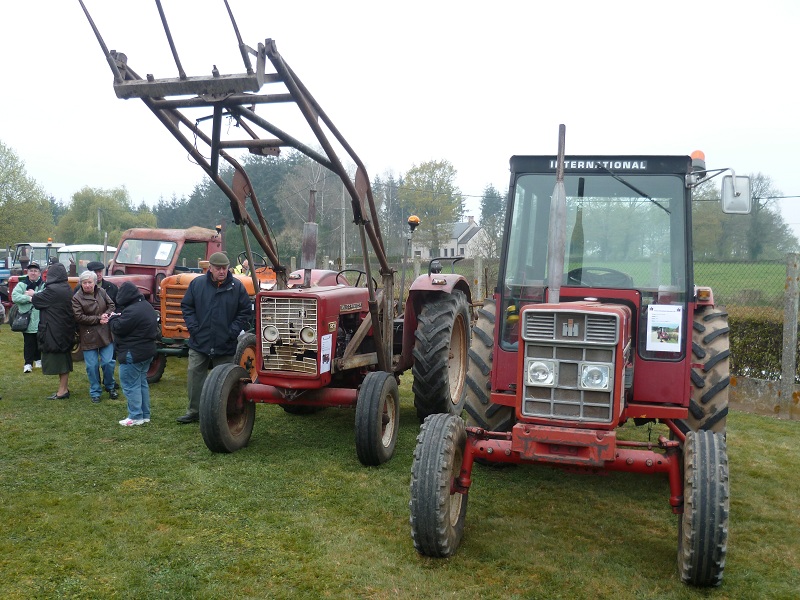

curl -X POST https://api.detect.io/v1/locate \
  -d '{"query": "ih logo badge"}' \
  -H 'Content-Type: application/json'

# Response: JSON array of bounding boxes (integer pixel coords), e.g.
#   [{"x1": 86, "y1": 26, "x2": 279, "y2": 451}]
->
[{"x1": 563, "y1": 318, "x2": 579, "y2": 337}]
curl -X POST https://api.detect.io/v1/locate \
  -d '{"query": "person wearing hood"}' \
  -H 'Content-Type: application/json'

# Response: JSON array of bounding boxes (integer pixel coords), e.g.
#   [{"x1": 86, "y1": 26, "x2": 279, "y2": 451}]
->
[
  {"x1": 12, "y1": 260, "x2": 45, "y2": 372},
  {"x1": 109, "y1": 282, "x2": 159, "y2": 426},
  {"x1": 30, "y1": 262, "x2": 76, "y2": 399}
]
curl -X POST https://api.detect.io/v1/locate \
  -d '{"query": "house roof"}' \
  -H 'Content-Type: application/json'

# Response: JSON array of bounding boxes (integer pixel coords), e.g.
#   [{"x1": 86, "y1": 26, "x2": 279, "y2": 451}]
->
[
  {"x1": 452, "y1": 222, "x2": 472, "y2": 239},
  {"x1": 460, "y1": 227, "x2": 481, "y2": 244}
]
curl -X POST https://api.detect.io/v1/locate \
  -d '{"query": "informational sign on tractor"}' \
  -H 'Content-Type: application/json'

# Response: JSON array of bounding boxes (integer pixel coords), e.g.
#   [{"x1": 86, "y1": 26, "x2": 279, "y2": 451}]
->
[{"x1": 646, "y1": 304, "x2": 682, "y2": 352}]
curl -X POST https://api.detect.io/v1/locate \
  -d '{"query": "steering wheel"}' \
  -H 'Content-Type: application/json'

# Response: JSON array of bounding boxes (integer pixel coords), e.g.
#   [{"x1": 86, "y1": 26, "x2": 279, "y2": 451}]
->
[
  {"x1": 237, "y1": 251, "x2": 268, "y2": 272},
  {"x1": 567, "y1": 267, "x2": 634, "y2": 288},
  {"x1": 336, "y1": 269, "x2": 378, "y2": 289}
]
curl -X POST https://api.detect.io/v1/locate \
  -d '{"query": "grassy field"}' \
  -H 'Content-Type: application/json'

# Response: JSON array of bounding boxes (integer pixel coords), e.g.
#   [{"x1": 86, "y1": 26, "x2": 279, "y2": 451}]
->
[{"x1": 1, "y1": 327, "x2": 799, "y2": 599}]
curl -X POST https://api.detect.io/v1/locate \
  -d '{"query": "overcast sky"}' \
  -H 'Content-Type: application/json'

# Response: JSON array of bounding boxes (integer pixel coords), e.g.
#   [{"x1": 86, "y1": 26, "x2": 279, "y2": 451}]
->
[{"x1": 2, "y1": 1, "x2": 798, "y2": 235}]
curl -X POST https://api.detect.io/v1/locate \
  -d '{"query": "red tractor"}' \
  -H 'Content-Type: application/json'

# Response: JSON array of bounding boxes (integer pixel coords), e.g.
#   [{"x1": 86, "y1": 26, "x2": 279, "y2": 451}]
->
[
  {"x1": 409, "y1": 126, "x2": 752, "y2": 586},
  {"x1": 80, "y1": 2, "x2": 472, "y2": 466}
]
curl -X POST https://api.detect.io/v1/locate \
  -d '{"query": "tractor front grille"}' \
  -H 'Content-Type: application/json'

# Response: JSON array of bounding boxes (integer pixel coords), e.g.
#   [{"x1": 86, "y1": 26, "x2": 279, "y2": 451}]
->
[
  {"x1": 259, "y1": 296, "x2": 318, "y2": 374},
  {"x1": 521, "y1": 310, "x2": 618, "y2": 424}
]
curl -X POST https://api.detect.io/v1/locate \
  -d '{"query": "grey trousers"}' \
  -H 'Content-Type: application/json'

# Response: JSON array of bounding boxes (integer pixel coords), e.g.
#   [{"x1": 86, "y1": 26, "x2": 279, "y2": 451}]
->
[{"x1": 186, "y1": 349, "x2": 234, "y2": 415}]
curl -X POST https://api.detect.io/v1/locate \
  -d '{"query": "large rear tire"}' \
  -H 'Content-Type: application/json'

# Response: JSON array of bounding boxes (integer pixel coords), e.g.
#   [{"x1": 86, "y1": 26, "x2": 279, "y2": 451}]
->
[
  {"x1": 234, "y1": 333, "x2": 258, "y2": 382},
  {"x1": 463, "y1": 298, "x2": 514, "y2": 431},
  {"x1": 412, "y1": 290, "x2": 470, "y2": 420},
  {"x1": 146, "y1": 353, "x2": 167, "y2": 384},
  {"x1": 677, "y1": 430, "x2": 729, "y2": 587},
  {"x1": 409, "y1": 413, "x2": 468, "y2": 557},
  {"x1": 199, "y1": 363, "x2": 255, "y2": 453},
  {"x1": 354, "y1": 371, "x2": 400, "y2": 466},
  {"x1": 681, "y1": 306, "x2": 730, "y2": 434}
]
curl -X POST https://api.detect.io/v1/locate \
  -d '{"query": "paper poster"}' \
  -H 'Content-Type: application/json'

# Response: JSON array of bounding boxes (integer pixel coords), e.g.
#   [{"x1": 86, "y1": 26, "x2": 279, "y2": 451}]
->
[
  {"x1": 320, "y1": 333, "x2": 332, "y2": 373},
  {"x1": 155, "y1": 243, "x2": 172, "y2": 261},
  {"x1": 646, "y1": 304, "x2": 682, "y2": 352}
]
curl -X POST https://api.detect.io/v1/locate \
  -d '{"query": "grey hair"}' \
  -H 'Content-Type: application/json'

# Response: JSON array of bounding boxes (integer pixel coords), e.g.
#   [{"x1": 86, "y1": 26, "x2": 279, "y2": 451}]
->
[{"x1": 79, "y1": 270, "x2": 98, "y2": 284}]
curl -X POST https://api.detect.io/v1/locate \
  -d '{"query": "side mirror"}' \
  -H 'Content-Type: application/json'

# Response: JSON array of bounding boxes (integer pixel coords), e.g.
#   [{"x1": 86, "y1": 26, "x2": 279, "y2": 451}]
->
[{"x1": 721, "y1": 175, "x2": 751, "y2": 214}]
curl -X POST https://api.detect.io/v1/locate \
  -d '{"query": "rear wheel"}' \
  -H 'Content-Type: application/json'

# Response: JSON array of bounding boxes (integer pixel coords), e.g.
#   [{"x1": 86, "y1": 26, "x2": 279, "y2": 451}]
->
[
  {"x1": 680, "y1": 306, "x2": 730, "y2": 434},
  {"x1": 354, "y1": 371, "x2": 400, "y2": 466},
  {"x1": 464, "y1": 298, "x2": 514, "y2": 431},
  {"x1": 409, "y1": 413, "x2": 468, "y2": 557},
  {"x1": 199, "y1": 363, "x2": 255, "y2": 453},
  {"x1": 146, "y1": 353, "x2": 167, "y2": 384},
  {"x1": 234, "y1": 333, "x2": 258, "y2": 382},
  {"x1": 678, "y1": 430, "x2": 729, "y2": 587},
  {"x1": 412, "y1": 290, "x2": 470, "y2": 420}
]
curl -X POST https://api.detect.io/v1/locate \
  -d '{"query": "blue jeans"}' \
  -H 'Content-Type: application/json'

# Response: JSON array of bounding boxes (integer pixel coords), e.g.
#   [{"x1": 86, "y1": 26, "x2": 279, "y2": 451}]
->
[
  {"x1": 120, "y1": 351, "x2": 152, "y2": 421},
  {"x1": 83, "y1": 343, "x2": 116, "y2": 398}
]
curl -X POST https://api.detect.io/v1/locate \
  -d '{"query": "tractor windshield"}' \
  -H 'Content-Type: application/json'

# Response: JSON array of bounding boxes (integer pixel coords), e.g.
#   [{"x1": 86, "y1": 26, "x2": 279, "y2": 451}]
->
[{"x1": 500, "y1": 172, "x2": 689, "y2": 349}]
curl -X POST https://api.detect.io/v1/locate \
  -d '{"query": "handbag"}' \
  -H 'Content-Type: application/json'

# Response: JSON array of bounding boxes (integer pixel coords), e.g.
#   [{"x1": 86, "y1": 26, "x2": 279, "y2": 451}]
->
[{"x1": 11, "y1": 309, "x2": 31, "y2": 332}]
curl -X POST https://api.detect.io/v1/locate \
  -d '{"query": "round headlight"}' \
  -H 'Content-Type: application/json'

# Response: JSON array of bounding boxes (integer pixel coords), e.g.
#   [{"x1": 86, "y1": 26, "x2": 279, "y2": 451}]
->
[
  {"x1": 581, "y1": 364, "x2": 610, "y2": 390},
  {"x1": 299, "y1": 326, "x2": 316, "y2": 344},
  {"x1": 263, "y1": 324, "x2": 279, "y2": 343},
  {"x1": 527, "y1": 360, "x2": 555, "y2": 386}
]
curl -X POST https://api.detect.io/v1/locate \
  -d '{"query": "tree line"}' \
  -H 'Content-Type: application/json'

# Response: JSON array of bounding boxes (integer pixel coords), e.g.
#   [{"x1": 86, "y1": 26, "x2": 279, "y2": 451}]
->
[{"x1": 0, "y1": 138, "x2": 795, "y2": 267}]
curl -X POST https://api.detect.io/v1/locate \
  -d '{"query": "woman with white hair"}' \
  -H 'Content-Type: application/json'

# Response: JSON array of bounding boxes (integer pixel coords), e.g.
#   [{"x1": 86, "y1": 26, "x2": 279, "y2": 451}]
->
[{"x1": 72, "y1": 269, "x2": 116, "y2": 403}]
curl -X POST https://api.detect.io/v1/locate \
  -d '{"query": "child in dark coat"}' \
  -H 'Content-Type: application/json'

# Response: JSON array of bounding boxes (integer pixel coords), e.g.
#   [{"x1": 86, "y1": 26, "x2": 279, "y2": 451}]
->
[{"x1": 109, "y1": 282, "x2": 159, "y2": 426}]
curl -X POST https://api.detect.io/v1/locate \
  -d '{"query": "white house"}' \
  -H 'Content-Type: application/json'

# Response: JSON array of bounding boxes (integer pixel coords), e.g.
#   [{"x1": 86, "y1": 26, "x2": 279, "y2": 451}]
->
[{"x1": 411, "y1": 216, "x2": 489, "y2": 260}]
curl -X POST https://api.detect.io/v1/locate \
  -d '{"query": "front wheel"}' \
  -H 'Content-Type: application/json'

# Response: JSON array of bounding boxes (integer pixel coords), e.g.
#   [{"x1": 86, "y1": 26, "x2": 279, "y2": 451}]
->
[
  {"x1": 199, "y1": 363, "x2": 255, "y2": 453},
  {"x1": 677, "y1": 430, "x2": 729, "y2": 587},
  {"x1": 412, "y1": 290, "x2": 470, "y2": 420},
  {"x1": 354, "y1": 371, "x2": 399, "y2": 466},
  {"x1": 409, "y1": 413, "x2": 469, "y2": 557}
]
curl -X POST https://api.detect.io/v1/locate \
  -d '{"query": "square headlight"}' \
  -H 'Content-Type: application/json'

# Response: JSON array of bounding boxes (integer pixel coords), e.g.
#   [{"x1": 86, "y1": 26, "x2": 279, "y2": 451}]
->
[
  {"x1": 526, "y1": 359, "x2": 557, "y2": 387},
  {"x1": 579, "y1": 363, "x2": 611, "y2": 391}
]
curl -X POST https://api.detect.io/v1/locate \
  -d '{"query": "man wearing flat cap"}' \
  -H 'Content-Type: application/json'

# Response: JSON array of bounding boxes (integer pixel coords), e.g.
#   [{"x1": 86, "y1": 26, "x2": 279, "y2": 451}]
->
[{"x1": 177, "y1": 251, "x2": 252, "y2": 423}]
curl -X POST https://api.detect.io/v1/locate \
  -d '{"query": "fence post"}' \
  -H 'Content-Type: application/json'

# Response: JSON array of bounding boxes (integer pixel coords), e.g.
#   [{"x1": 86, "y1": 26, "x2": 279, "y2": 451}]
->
[
  {"x1": 780, "y1": 252, "x2": 799, "y2": 418},
  {"x1": 473, "y1": 257, "x2": 483, "y2": 302}
]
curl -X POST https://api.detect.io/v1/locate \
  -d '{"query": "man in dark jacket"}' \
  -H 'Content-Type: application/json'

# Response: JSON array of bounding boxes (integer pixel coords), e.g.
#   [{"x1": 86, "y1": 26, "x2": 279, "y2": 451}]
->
[
  {"x1": 177, "y1": 252, "x2": 252, "y2": 423},
  {"x1": 31, "y1": 262, "x2": 76, "y2": 399},
  {"x1": 110, "y1": 282, "x2": 159, "y2": 426}
]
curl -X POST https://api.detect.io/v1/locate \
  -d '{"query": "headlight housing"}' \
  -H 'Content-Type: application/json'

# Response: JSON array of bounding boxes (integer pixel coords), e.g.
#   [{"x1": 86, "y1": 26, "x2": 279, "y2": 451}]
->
[
  {"x1": 299, "y1": 326, "x2": 316, "y2": 344},
  {"x1": 579, "y1": 363, "x2": 611, "y2": 390},
  {"x1": 526, "y1": 359, "x2": 557, "y2": 387},
  {"x1": 263, "y1": 324, "x2": 280, "y2": 343}
]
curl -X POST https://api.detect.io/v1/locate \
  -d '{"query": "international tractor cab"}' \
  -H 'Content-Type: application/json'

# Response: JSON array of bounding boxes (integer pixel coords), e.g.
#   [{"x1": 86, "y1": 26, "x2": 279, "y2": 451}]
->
[
  {"x1": 410, "y1": 126, "x2": 751, "y2": 587},
  {"x1": 80, "y1": 1, "x2": 471, "y2": 467}
]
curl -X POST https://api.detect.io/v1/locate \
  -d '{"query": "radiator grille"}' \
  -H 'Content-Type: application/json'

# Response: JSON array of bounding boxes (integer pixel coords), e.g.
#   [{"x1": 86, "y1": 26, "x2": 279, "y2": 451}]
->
[
  {"x1": 521, "y1": 309, "x2": 618, "y2": 424},
  {"x1": 259, "y1": 296, "x2": 318, "y2": 374},
  {"x1": 523, "y1": 311, "x2": 617, "y2": 345}
]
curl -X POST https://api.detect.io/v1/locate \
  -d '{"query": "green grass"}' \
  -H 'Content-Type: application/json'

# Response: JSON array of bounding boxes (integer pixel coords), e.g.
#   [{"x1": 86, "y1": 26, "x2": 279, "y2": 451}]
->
[{"x1": 1, "y1": 329, "x2": 799, "y2": 599}]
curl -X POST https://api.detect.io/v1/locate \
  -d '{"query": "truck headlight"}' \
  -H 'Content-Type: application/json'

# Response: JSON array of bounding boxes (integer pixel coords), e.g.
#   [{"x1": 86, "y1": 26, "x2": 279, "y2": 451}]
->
[
  {"x1": 580, "y1": 364, "x2": 610, "y2": 390},
  {"x1": 526, "y1": 359, "x2": 556, "y2": 387}
]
